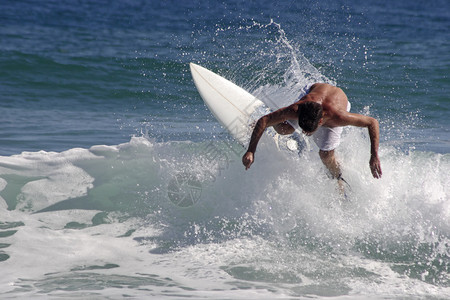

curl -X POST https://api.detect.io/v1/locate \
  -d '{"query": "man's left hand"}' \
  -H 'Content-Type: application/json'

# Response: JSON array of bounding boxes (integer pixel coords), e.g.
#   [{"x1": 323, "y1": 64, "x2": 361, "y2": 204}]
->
[{"x1": 370, "y1": 155, "x2": 382, "y2": 178}]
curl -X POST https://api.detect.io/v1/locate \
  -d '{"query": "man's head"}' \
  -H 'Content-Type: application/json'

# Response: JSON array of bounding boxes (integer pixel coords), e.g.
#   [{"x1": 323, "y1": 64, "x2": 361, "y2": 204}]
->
[{"x1": 298, "y1": 101, "x2": 323, "y2": 134}]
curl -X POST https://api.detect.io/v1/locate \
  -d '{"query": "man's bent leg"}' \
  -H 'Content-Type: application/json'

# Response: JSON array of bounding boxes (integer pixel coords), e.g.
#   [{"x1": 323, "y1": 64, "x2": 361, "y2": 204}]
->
[
  {"x1": 274, "y1": 121, "x2": 295, "y2": 135},
  {"x1": 319, "y1": 150, "x2": 341, "y2": 179},
  {"x1": 319, "y1": 150, "x2": 349, "y2": 196}
]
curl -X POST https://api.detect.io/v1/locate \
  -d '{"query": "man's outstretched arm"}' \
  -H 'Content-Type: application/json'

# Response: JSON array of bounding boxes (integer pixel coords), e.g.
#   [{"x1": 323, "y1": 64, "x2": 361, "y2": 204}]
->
[
  {"x1": 367, "y1": 117, "x2": 382, "y2": 178},
  {"x1": 338, "y1": 112, "x2": 382, "y2": 178},
  {"x1": 242, "y1": 106, "x2": 297, "y2": 170}
]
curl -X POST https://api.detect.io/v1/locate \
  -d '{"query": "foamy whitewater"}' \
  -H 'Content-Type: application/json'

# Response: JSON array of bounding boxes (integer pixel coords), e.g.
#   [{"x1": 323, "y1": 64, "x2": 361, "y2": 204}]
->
[
  {"x1": 1, "y1": 133, "x2": 449, "y2": 298},
  {"x1": 1, "y1": 0, "x2": 449, "y2": 299}
]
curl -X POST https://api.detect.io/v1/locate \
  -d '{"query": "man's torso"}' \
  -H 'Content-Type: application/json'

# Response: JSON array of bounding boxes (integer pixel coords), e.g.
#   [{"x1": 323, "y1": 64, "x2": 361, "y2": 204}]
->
[{"x1": 297, "y1": 83, "x2": 349, "y2": 127}]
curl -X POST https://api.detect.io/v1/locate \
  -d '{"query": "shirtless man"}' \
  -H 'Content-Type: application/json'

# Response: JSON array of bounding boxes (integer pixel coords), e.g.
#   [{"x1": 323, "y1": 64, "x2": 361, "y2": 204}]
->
[{"x1": 242, "y1": 83, "x2": 382, "y2": 181}]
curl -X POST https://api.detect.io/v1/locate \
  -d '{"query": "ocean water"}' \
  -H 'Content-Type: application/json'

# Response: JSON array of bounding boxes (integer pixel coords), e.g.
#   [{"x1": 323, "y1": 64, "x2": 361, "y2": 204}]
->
[{"x1": 0, "y1": 0, "x2": 449, "y2": 299}]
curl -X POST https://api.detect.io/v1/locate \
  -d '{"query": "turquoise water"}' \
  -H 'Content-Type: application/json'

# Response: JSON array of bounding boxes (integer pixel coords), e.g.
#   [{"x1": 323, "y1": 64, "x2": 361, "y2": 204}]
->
[{"x1": 0, "y1": 0, "x2": 449, "y2": 299}]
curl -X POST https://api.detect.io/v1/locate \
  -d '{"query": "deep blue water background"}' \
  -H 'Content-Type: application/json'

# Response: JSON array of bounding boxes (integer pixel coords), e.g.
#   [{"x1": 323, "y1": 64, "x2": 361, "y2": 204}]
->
[{"x1": 0, "y1": 0, "x2": 449, "y2": 155}]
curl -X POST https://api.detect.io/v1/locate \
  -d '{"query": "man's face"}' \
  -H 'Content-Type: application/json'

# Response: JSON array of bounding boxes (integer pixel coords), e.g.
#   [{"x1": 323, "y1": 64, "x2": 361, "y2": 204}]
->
[
  {"x1": 302, "y1": 118, "x2": 323, "y2": 136},
  {"x1": 302, "y1": 130, "x2": 315, "y2": 136}
]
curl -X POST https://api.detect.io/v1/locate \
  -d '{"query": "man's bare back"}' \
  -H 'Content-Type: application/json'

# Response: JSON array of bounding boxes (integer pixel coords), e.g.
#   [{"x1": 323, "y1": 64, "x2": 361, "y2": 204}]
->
[
  {"x1": 291, "y1": 83, "x2": 350, "y2": 129},
  {"x1": 304, "y1": 83, "x2": 348, "y2": 126}
]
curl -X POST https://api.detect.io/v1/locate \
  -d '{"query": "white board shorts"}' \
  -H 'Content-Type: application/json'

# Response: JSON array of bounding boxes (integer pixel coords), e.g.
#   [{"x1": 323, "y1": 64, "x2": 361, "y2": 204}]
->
[{"x1": 313, "y1": 101, "x2": 351, "y2": 151}]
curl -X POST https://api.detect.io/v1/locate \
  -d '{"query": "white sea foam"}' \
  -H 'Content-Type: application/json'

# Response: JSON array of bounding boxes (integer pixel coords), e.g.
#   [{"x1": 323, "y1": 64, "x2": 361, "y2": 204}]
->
[{"x1": 0, "y1": 134, "x2": 448, "y2": 298}]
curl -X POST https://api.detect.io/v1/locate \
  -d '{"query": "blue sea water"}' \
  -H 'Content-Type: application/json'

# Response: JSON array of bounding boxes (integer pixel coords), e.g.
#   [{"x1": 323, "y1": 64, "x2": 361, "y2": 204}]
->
[{"x1": 0, "y1": 0, "x2": 449, "y2": 299}]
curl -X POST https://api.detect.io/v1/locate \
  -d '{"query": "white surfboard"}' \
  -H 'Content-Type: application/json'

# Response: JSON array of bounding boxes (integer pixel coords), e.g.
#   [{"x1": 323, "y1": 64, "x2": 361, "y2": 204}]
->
[
  {"x1": 190, "y1": 63, "x2": 265, "y2": 146},
  {"x1": 190, "y1": 63, "x2": 306, "y2": 152}
]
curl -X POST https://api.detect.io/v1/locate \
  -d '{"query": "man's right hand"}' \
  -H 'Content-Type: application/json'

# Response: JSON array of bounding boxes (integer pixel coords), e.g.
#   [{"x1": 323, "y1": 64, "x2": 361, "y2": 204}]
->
[{"x1": 242, "y1": 151, "x2": 254, "y2": 170}]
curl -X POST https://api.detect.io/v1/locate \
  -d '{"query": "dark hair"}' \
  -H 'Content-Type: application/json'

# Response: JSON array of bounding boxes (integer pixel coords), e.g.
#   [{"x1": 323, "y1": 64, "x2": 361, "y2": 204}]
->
[{"x1": 298, "y1": 101, "x2": 323, "y2": 132}]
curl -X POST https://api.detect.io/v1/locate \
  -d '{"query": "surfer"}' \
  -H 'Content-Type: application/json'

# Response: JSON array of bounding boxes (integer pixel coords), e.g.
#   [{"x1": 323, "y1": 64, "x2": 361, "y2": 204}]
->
[{"x1": 242, "y1": 83, "x2": 382, "y2": 182}]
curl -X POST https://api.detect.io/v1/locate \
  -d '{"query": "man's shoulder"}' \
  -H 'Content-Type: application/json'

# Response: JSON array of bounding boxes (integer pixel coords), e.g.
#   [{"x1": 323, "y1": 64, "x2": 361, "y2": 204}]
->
[
  {"x1": 309, "y1": 83, "x2": 339, "y2": 95},
  {"x1": 310, "y1": 82, "x2": 335, "y2": 89}
]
